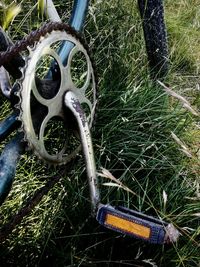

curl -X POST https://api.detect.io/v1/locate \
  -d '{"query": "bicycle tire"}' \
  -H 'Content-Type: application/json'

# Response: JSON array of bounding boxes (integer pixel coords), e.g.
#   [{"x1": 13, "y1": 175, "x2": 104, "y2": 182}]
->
[{"x1": 138, "y1": 0, "x2": 169, "y2": 79}]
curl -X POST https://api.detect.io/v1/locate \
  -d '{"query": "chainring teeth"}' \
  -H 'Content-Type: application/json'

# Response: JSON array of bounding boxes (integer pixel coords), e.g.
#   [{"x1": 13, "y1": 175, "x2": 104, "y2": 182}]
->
[{"x1": 16, "y1": 24, "x2": 97, "y2": 165}]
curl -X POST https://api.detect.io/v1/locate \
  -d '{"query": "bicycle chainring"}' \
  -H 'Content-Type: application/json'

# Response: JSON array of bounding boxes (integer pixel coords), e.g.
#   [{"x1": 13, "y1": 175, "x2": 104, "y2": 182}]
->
[{"x1": 16, "y1": 26, "x2": 97, "y2": 165}]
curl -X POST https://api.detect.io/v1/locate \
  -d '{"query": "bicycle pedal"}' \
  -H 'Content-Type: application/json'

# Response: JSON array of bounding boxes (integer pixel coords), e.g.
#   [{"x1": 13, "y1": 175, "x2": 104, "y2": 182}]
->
[{"x1": 96, "y1": 204, "x2": 169, "y2": 244}]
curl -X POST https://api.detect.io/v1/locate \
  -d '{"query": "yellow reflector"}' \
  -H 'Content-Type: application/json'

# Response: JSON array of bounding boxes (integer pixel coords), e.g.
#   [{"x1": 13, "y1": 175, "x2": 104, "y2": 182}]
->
[{"x1": 105, "y1": 213, "x2": 151, "y2": 239}]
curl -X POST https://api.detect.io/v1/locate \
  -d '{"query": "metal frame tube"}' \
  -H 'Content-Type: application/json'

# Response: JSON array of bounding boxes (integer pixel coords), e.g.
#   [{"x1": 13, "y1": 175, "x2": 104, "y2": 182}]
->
[
  {"x1": 44, "y1": 0, "x2": 89, "y2": 66},
  {"x1": 43, "y1": 0, "x2": 61, "y2": 22}
]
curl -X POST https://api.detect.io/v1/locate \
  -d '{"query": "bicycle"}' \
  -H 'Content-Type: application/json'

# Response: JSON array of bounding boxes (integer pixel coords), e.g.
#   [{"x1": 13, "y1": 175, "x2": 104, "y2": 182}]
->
[{"x1": 0, "y1": 0, "x2": 177, "y2": 245}]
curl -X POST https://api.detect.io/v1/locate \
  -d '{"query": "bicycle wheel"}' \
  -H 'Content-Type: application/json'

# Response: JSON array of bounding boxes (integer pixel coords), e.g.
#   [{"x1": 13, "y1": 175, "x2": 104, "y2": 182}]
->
[{"x1": 138, "y1": 0, "x2": 169, "y2": 79}]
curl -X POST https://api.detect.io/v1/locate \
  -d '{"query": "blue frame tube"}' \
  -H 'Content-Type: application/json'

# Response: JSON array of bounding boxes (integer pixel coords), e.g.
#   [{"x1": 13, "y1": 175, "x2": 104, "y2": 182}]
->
[
  {"x1": 0, "y1": 112, "x2": 18, "y2": 141},
  {"x1": 57, "y1": 0, "x2": 90, "y2": 66},
  {"x1": 0, "y1": 133, "x2": 24, "y2": 205},
  {"x1": 69, "y1": 0, "x2": 90, "y2": 31}
]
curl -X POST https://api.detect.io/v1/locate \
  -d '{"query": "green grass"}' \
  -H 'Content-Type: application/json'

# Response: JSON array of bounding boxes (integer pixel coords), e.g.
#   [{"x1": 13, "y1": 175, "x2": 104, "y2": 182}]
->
[{"x1": 0, "y1": 0, "x2": 199, "y2": 266}]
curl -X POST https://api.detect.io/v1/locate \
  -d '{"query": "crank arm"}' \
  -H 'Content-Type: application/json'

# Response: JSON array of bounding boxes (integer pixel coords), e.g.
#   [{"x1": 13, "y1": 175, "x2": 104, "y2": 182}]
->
[
  {"x1": 64, "y1": 91, "x2": 179, "y2": 244},
  {"x1": 64, "y1": 91, "x2": 100, "y2": 213}
]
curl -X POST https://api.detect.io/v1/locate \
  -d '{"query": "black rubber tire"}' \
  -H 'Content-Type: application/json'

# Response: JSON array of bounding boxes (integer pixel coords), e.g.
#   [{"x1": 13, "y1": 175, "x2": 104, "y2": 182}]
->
[{"x1": 138, "y1": 0, "x2": 169, "y2": 79}]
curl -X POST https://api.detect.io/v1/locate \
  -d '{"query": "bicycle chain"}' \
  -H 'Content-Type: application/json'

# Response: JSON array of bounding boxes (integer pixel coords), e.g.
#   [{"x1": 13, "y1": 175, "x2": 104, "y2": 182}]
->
[
  {"x1": 0, "y1": 22, "x2": 95, "y2": 71},
  {"x1": 0, "y1": 162, "x2": 76, "y2": 242}
]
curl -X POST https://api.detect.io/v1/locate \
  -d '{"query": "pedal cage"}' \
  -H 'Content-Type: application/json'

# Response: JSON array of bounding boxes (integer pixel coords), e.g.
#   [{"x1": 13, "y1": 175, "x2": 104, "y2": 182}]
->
[{"x1": 97, "y1": 204, "x2": 168, "y2": 244}]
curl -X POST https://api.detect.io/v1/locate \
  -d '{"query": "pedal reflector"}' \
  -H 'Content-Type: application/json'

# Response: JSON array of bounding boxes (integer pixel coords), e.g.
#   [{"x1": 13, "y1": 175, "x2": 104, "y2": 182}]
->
[
  {"x1": 96, "y1": 204, "x2": 167, "y2": 244},
  {"x1": 105, "y1": 213, "x2": 151, "y2": 239}
]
